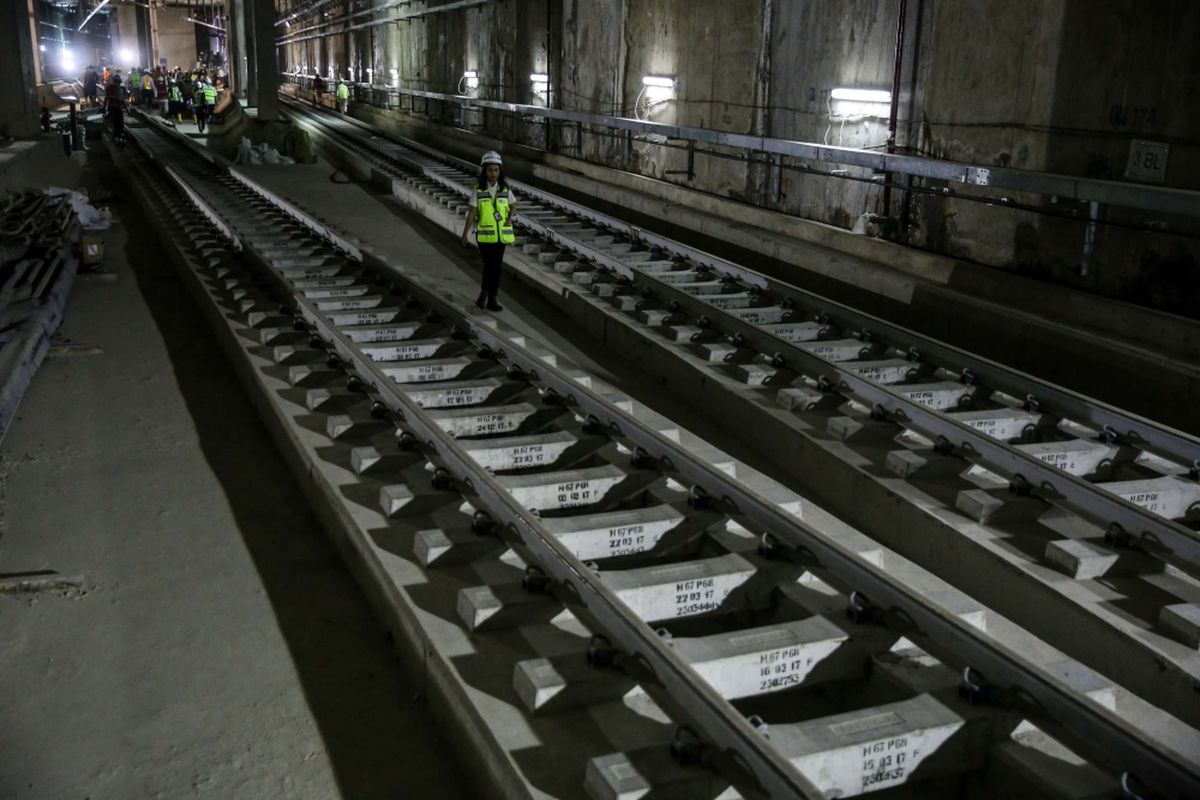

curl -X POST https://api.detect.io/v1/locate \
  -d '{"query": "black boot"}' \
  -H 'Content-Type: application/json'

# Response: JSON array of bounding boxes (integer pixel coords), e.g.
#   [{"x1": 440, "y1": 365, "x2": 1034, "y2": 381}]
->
[
  {"x1": 475, "y1": 290, "x2": 487, "y2": 309},
  {"x1": 486, "y1": 294, "x2": 503, "y2": 311}
]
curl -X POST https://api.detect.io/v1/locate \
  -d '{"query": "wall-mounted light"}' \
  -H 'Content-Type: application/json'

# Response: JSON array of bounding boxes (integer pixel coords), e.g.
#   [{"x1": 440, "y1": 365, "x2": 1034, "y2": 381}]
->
[
  {"x1": 826, "y1": 87, "x2": 892, "y2": 143},
  {"x1": 830, "y1": 87, "x2": 891, "y2": 104},
  {"x1": 530, "y1": 72, "x2": 549, "y2": 105},
  {"x1": 118, "y1": 47, "x2": 134, "y2": 64},
  {"x1": 463, "y1": 69, "x2": 479, "y2": 90},
  {"x1": 39, "y1": 44, "x2": 46, "y2": 52},
  {"x1": 60, "y1": 49, "x2": 75, "y2": 71},
  {"x1": 636, "y1": 74, "x2": 676, "y2": 120},
  {"x1": 390, "y1": 67, "x2": 400, "y2": 88}
]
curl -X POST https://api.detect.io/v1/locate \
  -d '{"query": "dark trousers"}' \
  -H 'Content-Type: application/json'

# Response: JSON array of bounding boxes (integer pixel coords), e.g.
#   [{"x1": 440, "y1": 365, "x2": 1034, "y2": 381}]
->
[
  {"x1": 108, "y1": 108, "x2": 124, "y2": 139},
  {"x1": 478, "y1": 242, "x2": 505, "y2": 296}
]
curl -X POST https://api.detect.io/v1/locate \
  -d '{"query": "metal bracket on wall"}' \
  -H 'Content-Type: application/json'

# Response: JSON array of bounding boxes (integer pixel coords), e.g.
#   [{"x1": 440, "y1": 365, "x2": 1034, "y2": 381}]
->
[
  {"x1": 340, "y1": 84, "x2": 1200, "y2": 218},
  {"x1": 664, "y1": 138, "x2": 696, "y2": 181}
]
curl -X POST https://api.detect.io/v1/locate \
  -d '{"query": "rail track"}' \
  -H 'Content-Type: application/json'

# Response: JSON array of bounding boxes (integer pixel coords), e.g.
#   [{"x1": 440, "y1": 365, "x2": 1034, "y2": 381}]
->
[
  {"x1": 283, "y1": 99, "x2": 1200, "y2": 566},
  {"x1": 114, "y1": 111, "x2": 1200, "y2": 798},
  {"x1": 279, "y1": 97, "x2": 1200, "y2": 730}
]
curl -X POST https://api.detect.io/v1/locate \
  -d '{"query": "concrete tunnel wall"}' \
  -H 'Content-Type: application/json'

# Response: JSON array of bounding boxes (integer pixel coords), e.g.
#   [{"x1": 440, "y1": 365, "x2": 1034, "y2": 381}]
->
[
  {"x1": 156, "y1": 7, "x2": 200, "y2": 71},
  {"x1": 276, "y1": 0, "x2": 1200, "y2": 317}
]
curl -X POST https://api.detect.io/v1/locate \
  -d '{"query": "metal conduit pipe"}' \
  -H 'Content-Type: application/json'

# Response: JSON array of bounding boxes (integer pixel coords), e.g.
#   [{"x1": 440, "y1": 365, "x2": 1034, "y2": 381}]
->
[
  {"x1": 880, "y1": 0, "x2": 908, "y2": 217},
  {"x1": 279, "y1": 79, "x2": 1200, "y2": 218},
  {"x1": 275, "y1": 0, "x2": 341, "y2": 27},
  {"x1": 278, "y1": 0, "x2": 410, "y2": 39},
  {"x1": 275, "y1": 0, "x2": 497, "y2": 45}
]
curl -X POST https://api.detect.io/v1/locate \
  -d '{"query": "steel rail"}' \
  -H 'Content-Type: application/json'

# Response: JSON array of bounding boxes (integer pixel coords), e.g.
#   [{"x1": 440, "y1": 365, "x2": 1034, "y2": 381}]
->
[
  {"x1": 318, "y1": 104, "x2": 1199, "y2": 464},
  {"x1": 127, "y1": 119, "x2": 822, "y2": 800},
  {"x1": 281, "y1": 101, "x2": 1200, "y2": 575},
  {"x1": 132, "y1": 113, "x2": 1200, "y2": 797},
  {"x1": 284, "y1": 82, "x2": 1200, "y2": 218}
]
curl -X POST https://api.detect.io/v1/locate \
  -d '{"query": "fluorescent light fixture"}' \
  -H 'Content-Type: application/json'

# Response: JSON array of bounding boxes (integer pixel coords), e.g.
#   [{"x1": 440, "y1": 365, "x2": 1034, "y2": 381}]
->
[
  {"x1": 530, "y1": 72, "x2": 549, "y2": 83},
  {"x1": 188, "y1": 17, "x2": 226, "y2": 34},
  {"x1": 463, "y1": 70, "x2": 478, "y2": 79},
  {"x1": 641, "y1": 75, "x2": 675, "y2": 89},
  {"x1": 830, "y1": 87, "x2": 891, "y2": 104}
]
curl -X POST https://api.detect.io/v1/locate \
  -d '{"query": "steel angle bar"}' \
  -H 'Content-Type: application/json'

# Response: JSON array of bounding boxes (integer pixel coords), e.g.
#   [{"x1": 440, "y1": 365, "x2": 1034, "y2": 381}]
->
[{"x1": 371, "y1": 88, "x2": 1200, "y2": 217}]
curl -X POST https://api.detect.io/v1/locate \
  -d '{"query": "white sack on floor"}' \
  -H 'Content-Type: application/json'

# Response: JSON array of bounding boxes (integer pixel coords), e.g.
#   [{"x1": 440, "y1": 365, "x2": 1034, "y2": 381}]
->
[{"x1": 44, "y1": 186, "x2": 112, "y2": 231}]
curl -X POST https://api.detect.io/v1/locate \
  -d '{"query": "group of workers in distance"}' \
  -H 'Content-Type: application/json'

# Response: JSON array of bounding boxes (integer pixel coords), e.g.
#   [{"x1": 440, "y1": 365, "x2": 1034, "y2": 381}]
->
[
  {"x1": 309, "y1": 75, "x2": 351, "y2": 114},
  {"x1": 93, "y1": 60, "x2": 507, "y2": 312},
  {"x1": 92, "y1": 64, "x2": 223, "y2": 142}
]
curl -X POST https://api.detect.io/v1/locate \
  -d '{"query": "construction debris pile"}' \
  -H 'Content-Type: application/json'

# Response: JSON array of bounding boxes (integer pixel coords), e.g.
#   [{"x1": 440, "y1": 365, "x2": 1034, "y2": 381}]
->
[
  {"x1": 0, "y1": 188, "x2": 101, "y2": 439},
  {"x1": 234, "y1": 137, "x2": 297, "y2": 166}
]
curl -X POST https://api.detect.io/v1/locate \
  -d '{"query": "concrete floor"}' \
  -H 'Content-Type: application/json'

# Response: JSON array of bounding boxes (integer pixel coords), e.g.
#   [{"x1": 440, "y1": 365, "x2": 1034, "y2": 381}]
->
[{"x1": 0, "y1": 146, "x2": 471, "y2": 798}]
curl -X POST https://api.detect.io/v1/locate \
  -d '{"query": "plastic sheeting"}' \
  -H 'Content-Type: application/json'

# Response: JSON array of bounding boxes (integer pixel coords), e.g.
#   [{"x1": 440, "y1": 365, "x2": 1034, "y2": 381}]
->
[
  {"x1": 44, "y1": 187, "x2": 112, "y2": 231},
  {"x1": 234, "y1": 137, "x2": 297, "y2": 166}
]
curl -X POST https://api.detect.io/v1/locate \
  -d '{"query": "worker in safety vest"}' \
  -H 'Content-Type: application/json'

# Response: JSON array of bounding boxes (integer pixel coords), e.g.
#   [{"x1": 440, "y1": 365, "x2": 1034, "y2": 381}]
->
[
  {"x1": 195, "y1": 81, "x2": 217, "y2": 134},
  {"x1": 141, "y1": 71, "x2": 155, "y2": 106},
  {"x1": 202, "y1": 81, "x2": 217, "y2": 111},
  {"x1": 335, "y1": 78, "x2": 349, "y2": 114},
  {"x1": 168, "y1": 80, "x2": 183, "y2": 124},
  {"x1": 460, "y1": 151, "x2": 517, "y2": 311}
]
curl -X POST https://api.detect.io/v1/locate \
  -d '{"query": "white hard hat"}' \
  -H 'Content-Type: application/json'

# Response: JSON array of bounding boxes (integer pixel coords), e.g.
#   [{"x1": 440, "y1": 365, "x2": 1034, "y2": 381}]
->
[{"x1": 480, "y1": 151, "x2": 502, "y2": 166}]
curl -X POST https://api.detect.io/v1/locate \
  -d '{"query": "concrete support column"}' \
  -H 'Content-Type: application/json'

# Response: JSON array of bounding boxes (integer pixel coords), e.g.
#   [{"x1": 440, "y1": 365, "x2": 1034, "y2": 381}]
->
[
  {"x1": 0, "y1": 0, "x2": 40, "y2": 138},
  {"x1": 113, "y1": 5, "x2": 140, "y2": 69},
  {"x1": 229, "y1": 0, "x2": 249, "y2": 100},
  {"x1": 239, "y1": 0, "x2": 259, "y2": 105},
  {"x1": 133, "y1": 4, "x2": 154, "y2": 68},
  {"x1": 249, "y1": 0, "x2": 279, "y2": 119},
  {"x1": 146, "y1": 3, "x2": 161, "y2": 68}
]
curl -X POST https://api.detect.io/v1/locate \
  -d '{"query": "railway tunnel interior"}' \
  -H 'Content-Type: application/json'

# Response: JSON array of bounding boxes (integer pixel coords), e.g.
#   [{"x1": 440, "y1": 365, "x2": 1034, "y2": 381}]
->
[{"x1": 2, "y1": 2, "x2": 1200, "y2": 799}]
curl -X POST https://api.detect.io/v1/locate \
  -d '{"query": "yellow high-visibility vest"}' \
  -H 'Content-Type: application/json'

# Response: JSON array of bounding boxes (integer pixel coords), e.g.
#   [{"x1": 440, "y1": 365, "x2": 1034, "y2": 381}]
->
[{"x1": 475, "y1": 187, "x2": 514, "y2": 244}]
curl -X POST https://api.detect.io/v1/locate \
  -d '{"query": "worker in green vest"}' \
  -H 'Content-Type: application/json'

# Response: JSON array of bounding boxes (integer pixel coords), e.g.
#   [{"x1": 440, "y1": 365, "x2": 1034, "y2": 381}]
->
[
  {"x1": 195, "y1": 80, "x2": 217, "y2": 133},
  {"x1": 460, "y1": 151, "x2": 516, "y2": 311},
  {"x1": 335, "y1": 78, "x2": 349, "y2": 114},
  {"x1": 168, "y1": 80, "x2": 183, "y2": 124}
]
